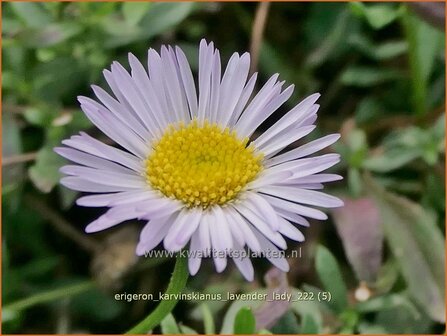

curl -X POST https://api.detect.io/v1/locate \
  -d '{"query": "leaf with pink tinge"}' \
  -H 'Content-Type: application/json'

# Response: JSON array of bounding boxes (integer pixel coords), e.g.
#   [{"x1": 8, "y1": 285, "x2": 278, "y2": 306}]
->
[{"x1": 332, "y1": 197, "x2": 383, "y2": 283}]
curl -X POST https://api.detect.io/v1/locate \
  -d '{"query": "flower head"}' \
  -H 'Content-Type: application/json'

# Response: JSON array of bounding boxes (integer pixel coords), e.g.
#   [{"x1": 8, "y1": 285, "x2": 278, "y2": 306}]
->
[{"x1": 56, "y1": 40, "x2": 343, "y2": 281}]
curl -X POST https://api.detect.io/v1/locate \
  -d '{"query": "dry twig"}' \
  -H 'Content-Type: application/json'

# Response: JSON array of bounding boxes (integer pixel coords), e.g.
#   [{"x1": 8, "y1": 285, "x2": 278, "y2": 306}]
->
[
  {"x1": 25, "y1": 195, "x2": 99, "y2": 253},
  {"x1": 249, "y1": 2, "x2": 271, "y2": 75}
]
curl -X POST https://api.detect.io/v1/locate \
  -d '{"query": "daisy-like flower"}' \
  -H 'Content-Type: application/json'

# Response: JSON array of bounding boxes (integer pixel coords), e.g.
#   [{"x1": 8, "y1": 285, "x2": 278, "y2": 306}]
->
[{"x1": 56, "y1": 40, "x2": 343, "y2": 281}]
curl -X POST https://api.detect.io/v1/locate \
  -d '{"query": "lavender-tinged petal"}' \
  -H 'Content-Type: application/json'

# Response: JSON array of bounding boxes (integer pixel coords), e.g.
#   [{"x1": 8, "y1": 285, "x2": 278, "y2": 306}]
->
[
  {"x1": 175, "y1": 46, "x2": 198, "y2": 119},
  {"x1": 237, "y1": 84, "x2": 294, "y2": 138},
  {"x1": 245, "y1": 191, "x2": 280, "y2": 231},
  {"x1": 259, "y1": 125, "x2": 316, "y2": 158},
  {"x1": 277, "y1": 217, "x2": 305, "y2": 242},
  {"x1": 232, "y1": 203, "x2": 287, "y2": 249},
  {"x1": 55, "y1": 147, "x2": 134, "y2": 175},
  {"x1": 232, "y1": 241, "x2": 254, "y2": 281},
  {"x1": 62, "y1": 132, "x2": 143, "y2": 172},
  {"x1": 254, "y1": 93, "x2": 320, "y2": 147},
  {"x1": 228, "y1": 72, "x2": 258, "y2": 127},
  {"x1": 253, "y1": 230, "x2": 290, "y2": 272},
  {"x1": 262, "y1": 194, "x2": 328, "y2": 220},
  {"x1": 60, "y1": 165, "x2": 146, "y2": 189},
  {"x1": 188, "y1": 230, "x2": 203, "y2": 275},
  {"x1": 136, "y1": 213, "x2": 176, "y2": 255},
  {"x1": 61, "y1": 176, "x2": 138, "y2": 193},
  {"x1": 260, "y1": 185, "x2": 344, "y2": 208},
  {"x1": 226, "y1": 207, "x2": 262, "y2": 253}
]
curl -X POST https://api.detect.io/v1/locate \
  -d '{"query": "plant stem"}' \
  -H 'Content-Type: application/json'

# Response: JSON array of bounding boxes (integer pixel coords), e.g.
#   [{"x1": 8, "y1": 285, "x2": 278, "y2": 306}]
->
[
  {"x1": 126, "y1": 256, "x2": 189, "y2": 334},
  {"x1": 4, "y1": 281, "x2": 94, "y2": 312}
]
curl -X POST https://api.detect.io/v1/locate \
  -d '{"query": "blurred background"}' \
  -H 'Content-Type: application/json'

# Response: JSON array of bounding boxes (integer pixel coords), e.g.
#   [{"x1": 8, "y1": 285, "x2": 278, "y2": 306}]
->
[{"x1": 2, "y1": 1, "x2": 445, "y2": 334}]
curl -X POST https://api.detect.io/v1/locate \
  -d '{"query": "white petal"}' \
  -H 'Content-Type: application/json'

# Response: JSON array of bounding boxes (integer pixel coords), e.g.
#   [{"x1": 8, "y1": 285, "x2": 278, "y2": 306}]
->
[
  {"x1": 164, "y1": 208, "x2": 202, "y2": 251},
  {"x1": 245, "y1": 191, "x2": 279, "y2": 231},
  {"x1": 136, "y1": 198, "x2": 184, "y2": 220},
  {"x1": 232, "y1": 203, "x2": 287, "y2": 249},
  {"x1": 275, "y1": 207, "x2": 310, "y2": 227},
  {"x1": 210, "y1": 206, "x2": 233, "y2": 251},
  {"x1": 55, "y1": 147, "x2": 134, "y2": 175},
  {"x1": 266, "y1": 134, "x2": 341, "y2": 167},
  {"x1": 175, "y1": 46, "x2": 198, "y2": 118},
  {"x1": 197, "y1": 40, "x2": 215, "y2": 122},
  {"x1": 91, "y1": 84, "x2": 152, "y2": 140},
  {"x1": 277, "y1": 217, "x2": 305, "y2": 242},
  {"x1": 160, "y1": 46, "x2": 190, "y2": 123},
  {"x1": 262, "y1": 194, "x2": 328, "y2": 220},
  {"x1": 226, "y1": 207, "x2": 262, "y2": 253},
  {"x1": 188, "y1": 231, "x2": 202, "y2": 275},
  {"x1": 62, "y1": 132, "x2": 143, "y2": 172},
  {"x1": 217, "y1": 52, "x2": 250, "y2": 126},
  {"x1": 259, "y1": 125, "x2": 316, "y2": 158},
  {"x1": 76, "y1": 190, "x2": 156, "y2": 207},
  {"x1": 237, "y1": 84, "x2": 294, "y2": 138},
  {"x1": 136, "y1": 214, "x2": 175, "y2": 255},
  {"x1": 259, "y1": 185, "x2": 344, "y2": 208},
  {"x1": 253, "y1": 230, "x2": 290, "y2": 272},
  {"x1": 208, "y1": 218, "x2": 228, "y2": 273},
  {"x1": 199, "y1": 212, "x2": 212, "y2": 256},
  {"x1": 283, "y1": 173, "x2": 343, "y2": 184},
  {"x1": 85, "y1": 206, "x2": 142, "y2": 233},
  {"x1": 228, "y1": 72, "x2": 258, "y2": 127},
  {"x1": 110, "y1": 62, "x2": 160, "y2": 137},
  {"x1": 207, "y1": 50, "x2": 221, "y2": 123},
  {"x1": 253, "y1": 94, "x2": 320, "y2": 148},
  {"x1": 79, "y1": 99, "x2": 149, "y2": 158},
  {"x1": 61, "y1": 176, "x2": 137, "y2": 193},
  {"x1": 246, "y1": 170, "x2": 293, "y2": 190},
  {"x1": 128, "y1": 52, "x2": 168, "y2": 130},
  {"x1": 232, "y1": 241, "x2": 254, "y2": 281},
  {"x1": 224, "y1": 209, "x2": 245, "y2": 247}
]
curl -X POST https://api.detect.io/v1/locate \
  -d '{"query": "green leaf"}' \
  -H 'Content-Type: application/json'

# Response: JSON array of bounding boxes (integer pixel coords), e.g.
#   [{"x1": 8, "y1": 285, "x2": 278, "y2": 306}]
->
[
  {"x1": 341, "y1": 66, "x2": 402, "y2": 87},
  {"x1": 160, "y1": 313, "x2": 180, "y2": 334},
  {"x1": 9, "y1": 2, "x2": 52, "y2": 28},
  {"x1": 270, "y1": 310, "x2": 300, "y2": 334},
  {"x1": 200, "y1": 303, "x2": 215, "y2": 334},
  {"x1": 220, "y1": 289, "x2": 266, "y2": 334},
  {"x1": 300, "y1": 313, "x2": 320, "y2": 334},
  {"x1": 18, "y1": 23, "x2": 83, "y2": 48},
  {"x1": 363, "y1": 148, "x2": 420, "y2": 173},
  {"x1": 139, "y1": 2, "x2": 195, "y2": 39},
  {"x1": 233, "y1": 307, "x2": 256, "y2": 334},
  {"x1": 305, "y1": 9, "x2": 351, "y2": 68},
  {"x1": 105, "y1": 2, "x2": 195, "y2": 48},
  {"x1": 355, "y1": 292, "x2": 419, "y2": 318},
  {"x1": 348, "y1": 34, "x2": 408, "y2": 60},
  {"x1": 28, "y1": 146, "x2": 64, "y2": 193},
  {"x1": 365, "y1": 174, "x2": 445, "y2": 322},
  {"x1": 315, "y1": 245, "x2": 348, "y2": 313},
  {"x1": 122, "y1": 2, "x2": 152, "y2": 26},
  {"x1": 350, "y1": 3, "x2": 402, "y2": 30},
  {"x1": 402, "y1": 6, "x2": 444, "y2": 115},
  {"x1": 179, "y1": 325, "x2": 198, "y2": 334}
]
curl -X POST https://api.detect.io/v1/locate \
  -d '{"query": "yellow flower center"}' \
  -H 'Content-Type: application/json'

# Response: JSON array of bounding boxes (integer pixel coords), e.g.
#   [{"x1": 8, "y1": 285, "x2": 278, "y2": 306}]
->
[{"x1": 145, "y1": 120, "x2": 263, "y2": 208}]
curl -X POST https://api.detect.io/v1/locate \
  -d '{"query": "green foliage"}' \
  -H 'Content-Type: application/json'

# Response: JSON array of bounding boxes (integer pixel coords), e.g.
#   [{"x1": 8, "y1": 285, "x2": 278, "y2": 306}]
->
[
  {"x1": 233, "y1": 307, "x2": 256, "y2": 334},
  {"x1": 315, "y1": 245, "x2": 348, "y2": 313},
  {"x1": 2, "y1": 2, "x2": 445, "y2": 334}
]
